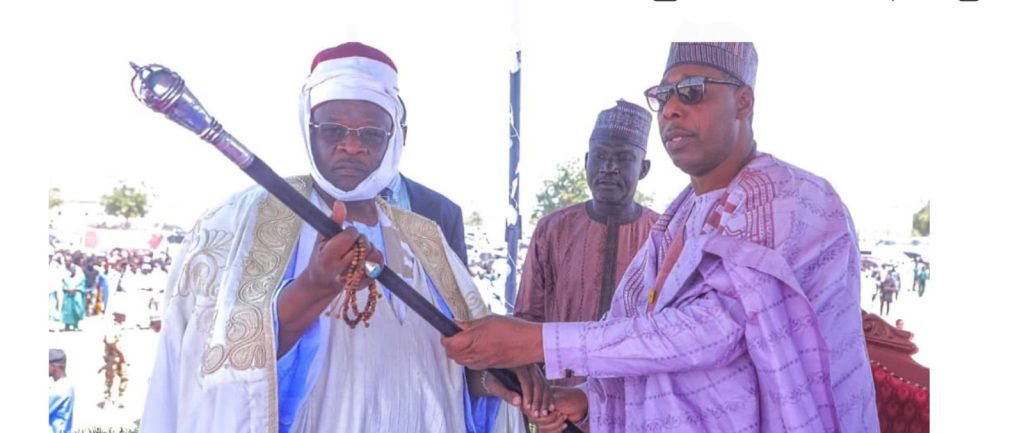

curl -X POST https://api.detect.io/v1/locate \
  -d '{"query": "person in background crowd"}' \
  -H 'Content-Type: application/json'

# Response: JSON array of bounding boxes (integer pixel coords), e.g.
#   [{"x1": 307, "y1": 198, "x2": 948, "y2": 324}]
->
[
  {"x1": 880, "y1": 265, "x2": 897, "y2": 317},
  {"x1": 97, "y1": 310, "x2": 130, "y2": 409},
  {"x1": 83, "y1": 259, "x2": 100, "y2": 315},
  {"x1": 49, "y1": 255, "x2": 65, "y2": 326},
  {"x1": 49, "y1": 349, "x2": 75, "y2": 433},
  {"x1": 916, "y1": 262, "x2": 929, "y2": 297},
  {"x1": 60, "y1": 265, "x2": 85, "y2": 332}
]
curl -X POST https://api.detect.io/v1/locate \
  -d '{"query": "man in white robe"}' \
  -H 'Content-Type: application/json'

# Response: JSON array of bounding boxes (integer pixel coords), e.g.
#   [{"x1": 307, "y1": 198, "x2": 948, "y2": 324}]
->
[{"x1": 140, "y1": 42, "x2": 528, "y2": 433}]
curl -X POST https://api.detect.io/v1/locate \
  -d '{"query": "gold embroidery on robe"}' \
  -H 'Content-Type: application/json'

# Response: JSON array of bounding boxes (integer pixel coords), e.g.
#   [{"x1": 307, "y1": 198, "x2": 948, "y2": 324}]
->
[
  {"x1": 201, "y1": 177, "x2": 310, "y2": 376},
  {"x1": 378, "y1": 198, "x2": 471, "y2": 321}
]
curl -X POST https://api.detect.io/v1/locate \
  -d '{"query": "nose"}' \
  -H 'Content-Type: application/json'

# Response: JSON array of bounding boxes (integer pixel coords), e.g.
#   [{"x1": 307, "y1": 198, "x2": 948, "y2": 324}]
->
[
  {"x1": 599, "y1": 158, "x2": 619, "y2": 174},
  {"x1": 336, "y1": 133, "x2": 368, "y2": 154},
  {"x1": 660, "y1": 90, "x2": 687, "y2": 121}
]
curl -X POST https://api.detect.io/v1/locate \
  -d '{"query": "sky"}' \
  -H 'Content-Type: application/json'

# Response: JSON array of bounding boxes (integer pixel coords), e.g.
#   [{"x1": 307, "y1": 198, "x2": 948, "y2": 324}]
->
[
  {"x1": 7, "y1": 1, "x2": 1024, "y2": 430},
  {"x1": 34, "y1": 0, "x2": 975, "y2": 245}
]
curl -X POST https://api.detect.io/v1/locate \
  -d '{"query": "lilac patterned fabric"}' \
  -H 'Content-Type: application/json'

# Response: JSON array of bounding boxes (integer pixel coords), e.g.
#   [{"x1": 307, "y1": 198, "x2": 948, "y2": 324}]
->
[
  {"x1": 543, "y1": 152, "x2": 879, "y2": 433},
  {"x1": 665, "y1": 42, "x2": 758, "y2": 87}
]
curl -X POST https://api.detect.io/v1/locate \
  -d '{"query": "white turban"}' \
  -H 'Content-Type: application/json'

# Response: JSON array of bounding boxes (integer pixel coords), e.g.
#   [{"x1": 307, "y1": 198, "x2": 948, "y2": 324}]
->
[{"x1": 298, "y1": 44, "x2": 406, "y2": 201}]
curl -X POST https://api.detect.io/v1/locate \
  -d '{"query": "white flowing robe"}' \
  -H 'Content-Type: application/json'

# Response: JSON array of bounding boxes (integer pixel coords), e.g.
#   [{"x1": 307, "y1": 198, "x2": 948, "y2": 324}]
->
[{"x1": 140, "y1": 176, "x2": 524, "y2": 433}]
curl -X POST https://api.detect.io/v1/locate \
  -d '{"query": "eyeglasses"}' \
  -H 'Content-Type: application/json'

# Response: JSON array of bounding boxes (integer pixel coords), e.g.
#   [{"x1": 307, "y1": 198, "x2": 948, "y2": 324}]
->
[
  {"x1": 310, "y1": 122, "x2": 392, "y2": 149},
  {"x1": 643, "y1": 76, "x2": 743, "y2": 112}
]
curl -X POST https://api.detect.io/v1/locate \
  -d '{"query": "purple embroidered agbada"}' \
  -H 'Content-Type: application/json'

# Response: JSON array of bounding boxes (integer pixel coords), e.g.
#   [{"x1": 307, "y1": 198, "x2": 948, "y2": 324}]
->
[{"x1": 542, "y1": 153, "x2": 880, "y2": 433}]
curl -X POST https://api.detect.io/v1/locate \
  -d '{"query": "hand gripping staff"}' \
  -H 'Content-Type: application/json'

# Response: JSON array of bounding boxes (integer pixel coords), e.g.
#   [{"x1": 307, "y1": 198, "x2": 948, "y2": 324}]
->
[{"x1": 129, "y1": 63, "x2": 582, "y2": 433}]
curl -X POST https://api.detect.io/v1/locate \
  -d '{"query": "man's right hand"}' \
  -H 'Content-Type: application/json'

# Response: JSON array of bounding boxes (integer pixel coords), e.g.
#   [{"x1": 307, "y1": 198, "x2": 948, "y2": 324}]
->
[
  {"x1": 295, "y1": 201, "x2": 383, "y2": 300},
  {"x1": 276, "y1": 200, "x2": 383, "y2": 356},
  {"x1": 529, "y1": 386, "x2": 589, "y2": 433}
]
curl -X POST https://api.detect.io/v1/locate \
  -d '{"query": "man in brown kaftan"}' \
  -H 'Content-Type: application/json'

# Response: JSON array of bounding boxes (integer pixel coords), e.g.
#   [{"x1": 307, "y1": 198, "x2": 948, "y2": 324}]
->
[{"x1": 513, "y1": 100, "x2": 659, "y2": 387}]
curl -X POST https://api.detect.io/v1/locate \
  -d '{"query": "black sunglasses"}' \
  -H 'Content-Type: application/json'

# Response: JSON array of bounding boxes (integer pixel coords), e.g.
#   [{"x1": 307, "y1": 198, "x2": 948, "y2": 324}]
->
[
  {"x1": 643, "y1": 76, "x2": 743, "y2": 112},
  {"x1": 310, "y1": 122, "x2": 393, "y2": 149}
]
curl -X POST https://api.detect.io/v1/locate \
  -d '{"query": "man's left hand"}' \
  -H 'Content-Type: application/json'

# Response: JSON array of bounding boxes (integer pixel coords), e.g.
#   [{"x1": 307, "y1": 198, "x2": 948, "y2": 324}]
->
[{"x1": 441, "y1": 315, "x2": 545, "y2": 369}]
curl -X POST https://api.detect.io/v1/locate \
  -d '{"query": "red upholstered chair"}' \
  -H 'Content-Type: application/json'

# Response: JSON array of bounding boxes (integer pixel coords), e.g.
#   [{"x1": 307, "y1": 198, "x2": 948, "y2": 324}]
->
[{"x1": 862, "y1": 311, "x2": 929, "y2": 433}]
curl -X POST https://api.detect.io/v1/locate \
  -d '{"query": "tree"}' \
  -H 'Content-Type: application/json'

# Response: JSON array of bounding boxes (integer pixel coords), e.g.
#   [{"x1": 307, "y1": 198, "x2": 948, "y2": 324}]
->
[
  {"x1": 101, "y1": 183, "x2": 150, "y2": 224},
  {"x1": 635, "y1": 190, "x2": 656, "y2": 209},
  {"x1": 49, "y1": 187, "x2": 64, "y2": 209},
  {"x1": 531, "y1": 159, "x2": 659, "y2": 224},
  {"x1": 531, "y1": 159, "x2": 591, "y2": 224},
  {"x1": 912, "y1": 201, "x2": 929, "y2": 237},
  {"x1": 465, "y1": 210, "x2": 485, "y2": 229}
]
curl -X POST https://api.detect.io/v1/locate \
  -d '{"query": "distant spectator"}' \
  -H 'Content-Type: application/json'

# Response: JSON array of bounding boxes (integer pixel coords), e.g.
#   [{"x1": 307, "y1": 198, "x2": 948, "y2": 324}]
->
[
  {"x1": 916, "y1": 263, "x2": 929, "y2": 297},
  {"x1": 83, "y1": 260, "x2": 100, "y2": 315},
  {"x1": 49, "y1": 349, "x2": 75, "y2": 433},
  {"x1": 891, "y1": 265, "x2": 902, "y2": 300},
  {"x1": 912, "y1": 259, "x2": 922, "y2": 292},
  {"x1": 879, "y1": 266, "x2": 897, "y2": 316},
  {"x1": 60, "y1": 266, "x2": 85, "y2": 332},
  {"x1": 98, "y1": 311, "x2": 129, "y2": 409},
  {"x1": 48, "y1": 256, "x2": 65, "y2": 325}
]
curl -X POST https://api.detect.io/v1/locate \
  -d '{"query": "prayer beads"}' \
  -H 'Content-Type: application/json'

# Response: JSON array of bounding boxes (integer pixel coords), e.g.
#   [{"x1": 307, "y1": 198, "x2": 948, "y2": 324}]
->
[{"x1": 326, "y1": 237, "x2": 381, "y2": 328}]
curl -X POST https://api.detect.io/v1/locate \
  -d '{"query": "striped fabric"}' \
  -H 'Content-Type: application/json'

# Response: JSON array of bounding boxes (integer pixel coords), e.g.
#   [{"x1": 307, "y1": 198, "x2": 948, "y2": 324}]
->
[{"x1": 665, "y1": 42, "x2": 758, "y2": 87}]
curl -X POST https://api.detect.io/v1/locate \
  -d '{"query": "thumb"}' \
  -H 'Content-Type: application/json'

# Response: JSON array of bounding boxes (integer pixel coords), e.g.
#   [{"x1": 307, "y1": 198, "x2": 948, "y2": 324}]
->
[
  {"x1": 486, "y1": 372, "x2": 522, "y2": 407},
  {"x1": 332, "y1": 200, "x2": 348, "y2": 224},
  {"x1": 316, "y1": 201, "x2": 348, "y2": 247},
  {"x1": 453, "y1": 319, "x2": 471, "y2": 331}
]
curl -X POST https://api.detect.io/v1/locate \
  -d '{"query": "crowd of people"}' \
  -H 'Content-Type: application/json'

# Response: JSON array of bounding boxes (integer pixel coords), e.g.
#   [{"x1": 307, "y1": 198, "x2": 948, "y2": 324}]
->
[
  {"x1": 48, "y1": 247, "x2": 172, "y2": 432},
  {"x1": 48, "y1": 247, "x2": 170, "y2": 331},
  {"x1": 465, "y1": 237, "x2": 531, "y2": 313},
  {"x1": 865, "y1": 256, "x2": 930, "y2": 317}
]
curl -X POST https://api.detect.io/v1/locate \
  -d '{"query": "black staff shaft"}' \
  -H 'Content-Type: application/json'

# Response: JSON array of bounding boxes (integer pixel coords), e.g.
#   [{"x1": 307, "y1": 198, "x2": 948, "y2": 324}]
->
[
  {"x1": 131, "y1": 60, "x2": 578, "y2": 431},
  {"x1": 242, "y1": 158, "x2": 582, "y2": 433},
  {"x1": 245, "y1": 158, "x2": 343, "y2": 238}
]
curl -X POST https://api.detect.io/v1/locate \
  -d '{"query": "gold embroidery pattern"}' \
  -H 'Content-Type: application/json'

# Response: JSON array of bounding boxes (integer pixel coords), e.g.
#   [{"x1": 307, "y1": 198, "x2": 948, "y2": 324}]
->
[
  {"x1": 379, "y1": 199, "x2": 471, "y2": 321},
  {"x1": 456, "y1": 277, "x2": 490, "y2": 319},
  {"x1": 173, "y1": 228, "x2": 234, "y2": 299},
  {"x1": 197, "y1": 308, "x2": 218, "y2": 336},
  {"x1": 201, "y1": 177, "x2": 309, "y2": 376},
  {"x1": 201, "y1": 345, "x2": 226, "y2": 373}
]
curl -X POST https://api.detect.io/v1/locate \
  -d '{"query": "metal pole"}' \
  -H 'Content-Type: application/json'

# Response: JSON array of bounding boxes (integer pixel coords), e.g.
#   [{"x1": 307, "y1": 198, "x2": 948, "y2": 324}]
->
[{"x1": 505, "y1": 49, "x2": 522, "y2": 310}]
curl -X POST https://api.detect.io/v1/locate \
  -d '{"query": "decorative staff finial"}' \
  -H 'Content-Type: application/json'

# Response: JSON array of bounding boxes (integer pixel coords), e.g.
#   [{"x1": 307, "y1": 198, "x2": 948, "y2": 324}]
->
[{"x1": 129, "y1": 62, "x2": 254, "y2": 168}]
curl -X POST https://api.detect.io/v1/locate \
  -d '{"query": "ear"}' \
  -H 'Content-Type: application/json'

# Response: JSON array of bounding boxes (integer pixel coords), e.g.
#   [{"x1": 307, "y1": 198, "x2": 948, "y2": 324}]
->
[
  {"x1": 735, "y1": 86, "x2": 755, "y2": 122},
  {"x1": 398, "y1": 95, "x2": 408, "y2": 144},
  {"x1": 584, "y1": 152, "x2": 591, "y2": 166},
  {"x1": 639, "y1": 159, "x2": 651, "y2": 180}
]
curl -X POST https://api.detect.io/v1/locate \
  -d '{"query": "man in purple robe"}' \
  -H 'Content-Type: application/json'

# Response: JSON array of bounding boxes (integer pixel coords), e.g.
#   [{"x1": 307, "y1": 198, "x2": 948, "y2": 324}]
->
[{"x1": 442, "y1": 42, "x2": 880, "y2": 433}]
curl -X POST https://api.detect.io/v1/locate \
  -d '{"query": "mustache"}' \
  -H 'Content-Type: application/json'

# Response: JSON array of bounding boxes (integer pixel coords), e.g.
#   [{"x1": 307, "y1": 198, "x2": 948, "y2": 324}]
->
[
  {"x1": 661, "y1": 125, "x2": 696, "y2": 139},
  {"x1": 331, "y1": 161, "x2": 370, "y2": 171}
]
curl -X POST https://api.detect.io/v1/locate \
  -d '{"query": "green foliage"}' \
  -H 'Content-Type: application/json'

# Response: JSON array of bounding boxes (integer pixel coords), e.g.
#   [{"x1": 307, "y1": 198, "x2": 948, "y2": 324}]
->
[
  {"x1": 912, "y1": 201, "x2": 930, "y2": 237},
  {"x1": 530, "y1": 159, "x2": 658, "y2": 224},
  {"x1": 531, "y1": 159, "x2": 591, "y2": 225},
  {"x1": 49, "y1": 187, "x2": 64, "y2": 209},
  {"x1": 635, "y1": 190, "x2": 656, "y2": 209},
  {"x1": 100, "y1": 183, "x2": 150, "y2": 223},
  {"x1": 465, "y1": 210, "x2": 485, "y2": 229}
]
